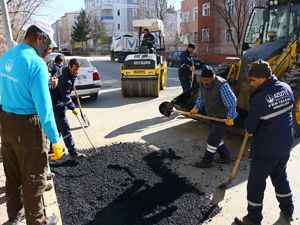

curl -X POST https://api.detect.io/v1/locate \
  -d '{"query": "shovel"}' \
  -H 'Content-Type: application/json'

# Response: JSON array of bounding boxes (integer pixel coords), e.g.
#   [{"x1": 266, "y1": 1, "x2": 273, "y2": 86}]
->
[
  {"x1": 73, "y1": 85, "x2": 90, "y2": 127},
  {"x1": 218, "y1": 132, "x2": 249, "y2": 189},
  {"x1": 75, "y1": 114, "x2": 96, "y2": 151},
  {"x1": 159, "y1": 101, "x2": 227, "y2": 123}
]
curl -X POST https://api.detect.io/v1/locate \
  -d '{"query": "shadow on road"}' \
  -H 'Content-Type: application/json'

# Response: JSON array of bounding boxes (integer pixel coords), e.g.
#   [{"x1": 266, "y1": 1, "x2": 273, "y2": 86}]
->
[
  {"x1": 78, "y1": 88, "x2": 160, "y2": 109},
  {"x1": 105, "y1": 114, "x2": 177, "y2": 138}
]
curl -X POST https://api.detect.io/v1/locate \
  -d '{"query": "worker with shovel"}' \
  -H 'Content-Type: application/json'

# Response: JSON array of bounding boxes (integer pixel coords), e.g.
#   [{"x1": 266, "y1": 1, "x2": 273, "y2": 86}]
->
[
  {"x1": 189, "y1": 65, "x2": 237, "y2": 168},
  {"x1": 235, "y1": 59, "x2": 294, "y2": 225},
  {"x1": 50, "y1": 58, "x2": 86, "y2": 160}
]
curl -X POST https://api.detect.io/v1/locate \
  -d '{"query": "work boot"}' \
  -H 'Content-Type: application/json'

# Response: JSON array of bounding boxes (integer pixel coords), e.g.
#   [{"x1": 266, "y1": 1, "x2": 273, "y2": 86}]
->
[
  {"x1": 69, "y1": 151, "x2": 86, "y2": 160},
  {"x1": 194, "y1": 150, "x2": 214, "y2": 168},
  {"x1": 42, "y1": 214, "x2": 59, "y2": 225},
  {"x1": 46, "y1": 172, "x2": 55, "y2": 181},
  {"x1": 7, "y1": 212, "x2": 25, "y2": 225},
  {"x1": 234, "y1": 215, "x2": 261, "y2": 225},
  {"x1": 215, "y1": 157, "x2": 231, "y2": 164},
  {"x1": 280, "y1": 211, "x2": 294, "y2": 223},
  {"x1": 194, "y1": 160, "x2": 212, "y2": 168},
  {"x1": 45, "y1": 182, "x2": 53, "y2": 192}
]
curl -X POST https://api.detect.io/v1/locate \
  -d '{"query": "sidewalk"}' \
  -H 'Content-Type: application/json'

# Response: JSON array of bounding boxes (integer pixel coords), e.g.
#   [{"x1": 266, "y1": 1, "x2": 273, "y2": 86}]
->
[{"x1": 0, "y1": 138, "x2": 62, "y2": 225}]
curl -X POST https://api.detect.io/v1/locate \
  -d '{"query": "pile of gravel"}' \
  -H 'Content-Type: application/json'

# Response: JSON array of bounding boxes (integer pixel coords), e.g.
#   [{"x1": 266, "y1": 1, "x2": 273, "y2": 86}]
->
[{"x1": 50, "y1": 142, "x2": 220, "y2": 225}]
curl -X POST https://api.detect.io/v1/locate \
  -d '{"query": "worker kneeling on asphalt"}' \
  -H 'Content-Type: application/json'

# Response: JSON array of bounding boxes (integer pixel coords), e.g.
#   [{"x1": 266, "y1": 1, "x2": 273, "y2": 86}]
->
[
  {"x1": 50, "y1": 58, "x2": 86, "y2": 160},
  {"x1": 190, "y1": 65, "x2": 237, "y2": 168},
  {"x1": 235, "y1": 59, "x2": 294, "y2": 225}
]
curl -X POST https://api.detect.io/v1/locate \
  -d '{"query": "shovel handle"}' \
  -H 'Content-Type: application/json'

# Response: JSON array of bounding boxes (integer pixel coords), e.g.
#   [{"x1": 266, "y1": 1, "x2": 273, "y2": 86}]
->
[
  {"x1": 73, "y1": 85, "x2": 84, "y2": 116},
  {"x1": 173, "y1": 109, "x2": 227, "y2": 123},
  {"x1": 229, "y1": 133, "x2": 249, "y2": 180}
]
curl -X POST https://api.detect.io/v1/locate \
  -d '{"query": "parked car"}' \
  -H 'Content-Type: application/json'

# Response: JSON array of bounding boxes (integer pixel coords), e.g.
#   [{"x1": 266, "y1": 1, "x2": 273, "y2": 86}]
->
[
  {"x1": 64, "y1": 56, "x2": 101, "y2": 101},
  {"x1": 46, "y1": 55, "x2": 101, "y2": 101},
  {"x1": 167, "y1": 51, "x2": 204, "y2": 69}
]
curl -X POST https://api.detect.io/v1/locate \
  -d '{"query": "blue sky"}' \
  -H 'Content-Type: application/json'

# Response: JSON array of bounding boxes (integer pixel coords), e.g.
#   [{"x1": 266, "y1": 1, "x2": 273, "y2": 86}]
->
[{"x1": 36, "y1": 0, "x2": 181, "y2": 24}]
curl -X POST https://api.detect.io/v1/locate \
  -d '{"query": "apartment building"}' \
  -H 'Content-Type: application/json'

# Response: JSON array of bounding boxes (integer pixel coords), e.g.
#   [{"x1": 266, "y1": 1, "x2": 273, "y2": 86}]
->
[{"x1": 60, "y1": 11, "x2": 80, "y2": 47}]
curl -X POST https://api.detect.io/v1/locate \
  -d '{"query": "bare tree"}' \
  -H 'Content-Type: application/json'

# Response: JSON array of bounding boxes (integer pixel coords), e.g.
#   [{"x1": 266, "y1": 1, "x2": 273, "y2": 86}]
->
[
  {"x1": 0, "y1": 0, "x2": 49, "y2": 41},
  {"x1": 211, "y1": 0, "x2": 264, "y2": 55}
]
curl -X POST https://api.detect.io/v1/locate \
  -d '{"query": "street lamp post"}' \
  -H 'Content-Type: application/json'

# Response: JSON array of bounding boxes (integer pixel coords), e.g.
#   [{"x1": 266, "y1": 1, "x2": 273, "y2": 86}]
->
[{"x1": 0, "y1": 0, "x2": 14, "y2": 48}]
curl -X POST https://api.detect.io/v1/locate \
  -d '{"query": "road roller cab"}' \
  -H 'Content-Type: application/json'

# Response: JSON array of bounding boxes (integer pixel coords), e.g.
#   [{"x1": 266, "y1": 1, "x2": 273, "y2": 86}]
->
[{"x1": 120, "y1": 19, "x2": 167, "y2": 97}]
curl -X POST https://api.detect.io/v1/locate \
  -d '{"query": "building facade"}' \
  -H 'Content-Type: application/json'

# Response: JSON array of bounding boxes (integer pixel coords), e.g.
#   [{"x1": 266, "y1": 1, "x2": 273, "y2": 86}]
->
[
  {"x1": 180, "y1": 0, "x2": 199, "y2": 45},
  {"x1": 60, "y1": 11, "x2": 80, "y2": 48}
]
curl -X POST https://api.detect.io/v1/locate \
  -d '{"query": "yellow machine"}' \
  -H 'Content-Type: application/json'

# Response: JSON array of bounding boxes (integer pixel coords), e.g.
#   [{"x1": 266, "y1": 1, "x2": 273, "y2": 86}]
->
[
  {"x1": 120, "y1": 19, "x2": 167, "y2": 97},
  {"x1": 216, "y1": 0, "x2": 300, "y2": 135}
]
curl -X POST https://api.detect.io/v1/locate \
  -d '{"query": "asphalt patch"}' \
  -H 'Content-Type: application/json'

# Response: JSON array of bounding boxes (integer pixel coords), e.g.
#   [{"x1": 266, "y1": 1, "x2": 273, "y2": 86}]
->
[{"x1": 50, "y1": 142, "x2": 220, "y2": 225}]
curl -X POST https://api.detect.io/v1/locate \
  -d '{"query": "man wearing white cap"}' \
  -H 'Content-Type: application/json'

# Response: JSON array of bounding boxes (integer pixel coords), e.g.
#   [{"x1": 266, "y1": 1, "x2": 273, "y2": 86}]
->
[{"x1": 0, "y1": 21, "x2": 62, "y2": 224}]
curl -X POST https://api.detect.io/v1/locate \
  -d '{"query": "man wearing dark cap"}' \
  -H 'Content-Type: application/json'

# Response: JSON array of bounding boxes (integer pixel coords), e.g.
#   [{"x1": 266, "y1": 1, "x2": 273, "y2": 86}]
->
[
  {"x1": 190, "y1": 65, "x2": 237, "y2": 168},
  {"x1": 235, "y1": 59, "x2": 294, "y2": 225},
  {"x1": 178, "y1": 43, "x2": 196, "y2": 91}
]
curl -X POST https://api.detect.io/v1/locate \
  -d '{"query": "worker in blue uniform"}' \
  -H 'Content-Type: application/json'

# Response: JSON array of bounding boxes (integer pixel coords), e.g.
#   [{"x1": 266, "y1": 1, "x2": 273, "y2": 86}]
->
[
  {"x1": 0, "y1": 21, "x2": 62, "y2": 225},
  {"x1": 235, "y1": 59, "x2": 294, "y2": 225},
  {"x1": 189, "y1": 65, "x2": 237, "y2": 168},
  {"x1": 50, "y1": 58, "x2": 86, "y2": 160},
  {"x1": 178, "y1": 43, "x2": 196, "y2": 92}
]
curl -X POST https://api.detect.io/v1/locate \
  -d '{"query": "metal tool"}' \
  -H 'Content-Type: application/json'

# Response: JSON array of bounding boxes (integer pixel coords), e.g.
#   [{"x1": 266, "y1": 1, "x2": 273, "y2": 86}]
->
[
  {"x1": 75, "y1": 114, "x2": 96, "y2": 151},
  {"x1": 159, "y1": 101, "x2": 227, "y2": 123},
  {"x1": 219, "y1": 132, "x2": 249, "y2": 189},
  {"x1": 73, "y1": 85, "x2": 90, "y2": 127}
]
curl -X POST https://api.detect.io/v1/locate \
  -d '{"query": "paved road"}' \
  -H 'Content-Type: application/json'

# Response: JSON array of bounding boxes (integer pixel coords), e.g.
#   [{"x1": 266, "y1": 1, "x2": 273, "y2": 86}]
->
[{"x1": 0, "y1": 56, "x2": 299, "y2": 225}]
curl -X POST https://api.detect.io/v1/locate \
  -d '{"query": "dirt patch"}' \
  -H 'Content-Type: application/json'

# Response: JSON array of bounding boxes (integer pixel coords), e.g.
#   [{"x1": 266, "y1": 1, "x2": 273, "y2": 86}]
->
[{"x1": 50, "y1": 142, "x2": 220, "y2": 225}]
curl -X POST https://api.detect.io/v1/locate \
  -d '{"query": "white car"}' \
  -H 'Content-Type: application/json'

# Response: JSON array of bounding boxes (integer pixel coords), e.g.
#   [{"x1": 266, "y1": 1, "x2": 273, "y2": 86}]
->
[{"x1": 64, "y1": 56, "x2": 101, "y2": 101}]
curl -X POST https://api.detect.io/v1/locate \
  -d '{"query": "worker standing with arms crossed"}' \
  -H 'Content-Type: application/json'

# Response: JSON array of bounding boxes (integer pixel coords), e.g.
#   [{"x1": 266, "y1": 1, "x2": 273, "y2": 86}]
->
[
  {"x1": 235, "y1": 59, "x2": 294, "y2": 225},
  {"x1": 0, "y1": 21, "x2": 63, "y2": 225}
]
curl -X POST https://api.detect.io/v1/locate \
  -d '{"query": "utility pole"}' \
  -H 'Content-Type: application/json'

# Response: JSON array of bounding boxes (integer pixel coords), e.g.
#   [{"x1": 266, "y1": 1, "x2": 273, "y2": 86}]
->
[{"x1": 0, "y1": 0, "x2": 14, "y2": 48}]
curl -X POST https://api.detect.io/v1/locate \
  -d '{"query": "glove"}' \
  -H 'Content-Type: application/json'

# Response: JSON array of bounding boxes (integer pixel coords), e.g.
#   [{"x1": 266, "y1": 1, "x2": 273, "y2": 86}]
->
[
  {"x1": 190, "y1": 65, "x2": 195, "y2": 71},
  {"x1": 189, "y1": 108, "x2": 198, "y2": 115},
  {"x1": 226, "y1": 118, "x2": 234, "y2": 126},
  {"x1": 72, "y1": 108, "x2": 79, "y2": 116},
  {"x1": 51, "y1": 143, "x2": 63, "y2": 160}
]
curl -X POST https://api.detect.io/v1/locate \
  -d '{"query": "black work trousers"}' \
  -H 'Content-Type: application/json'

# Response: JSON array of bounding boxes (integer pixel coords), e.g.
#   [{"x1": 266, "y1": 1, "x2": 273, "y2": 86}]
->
[
  {"x1": 178, "y1": 69, "x2": 192, "y2": 92},
  {"x1": 0, "y1": 111, "x2": 48, "y2": 225},
  {"x1": 53, "y1": 105, "x2": 76, "y2": 154},
  {"x1": 247, "y1": 155, "x2": 294, "y2": 223}
]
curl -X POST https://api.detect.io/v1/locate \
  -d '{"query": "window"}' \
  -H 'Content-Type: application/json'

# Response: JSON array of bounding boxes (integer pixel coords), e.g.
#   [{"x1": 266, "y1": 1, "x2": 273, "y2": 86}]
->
[
  {"x1": 193, "y1": 7, "x2": 198, "y2": 20},
  {"x1": 117, "y1": 9, "x2": 120, "y2": 16},
  {"x1": 193, "y1": 31, "x2": 198, "y2": 43},
  {"x1": 181, "y1": 11, "x2": 189, "y2": 22},
  {"x1": 118, "y1": 24, "x2": 120, "y2": 30},
  {"x1": 202, "y1": 29, "x2": 210, "y2": 42},
  {"x1": 225, "y1": 28, "x2": 233, "y2": 43},
  {"x1": 202, "y1": 3, "x2": 210, "y2": 16},
  {"x1": 226, "y1": 0, "x2": 234, "y2": 16}
]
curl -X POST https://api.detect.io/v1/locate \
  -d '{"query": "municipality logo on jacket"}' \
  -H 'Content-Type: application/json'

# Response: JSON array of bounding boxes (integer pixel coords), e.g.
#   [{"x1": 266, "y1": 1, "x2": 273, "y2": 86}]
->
[
  {"x1": 265, "y1": 94, "x2": 275, "y2": 104},
  {"x1": 5, "y1": 59, "x2": 13, "y2": 72}
]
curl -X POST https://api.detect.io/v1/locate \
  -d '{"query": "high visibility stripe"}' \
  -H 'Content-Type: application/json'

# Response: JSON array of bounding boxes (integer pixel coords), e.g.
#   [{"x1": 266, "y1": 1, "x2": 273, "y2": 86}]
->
[
  {"x1": 276, "y1": 192, "x2": 292, "y2": 198},
  {"x1": 63, "y1": 134, "x2": 71, "y2": 139},
  {"x1": 260, "y1": 105, "x2": 293, "y2": 120},
  {"x1": 207, "y1": 144, "x2": 217, "y2": 153},
  {"x1": 218, "y1": 140, "x2": 224, "y2": 146},
  {"x1": 248, "y1": 200, "x2": 263, "y2": 207},
  {"x1": 65, "y1": 99, "x2": 73, "y2": 105}
]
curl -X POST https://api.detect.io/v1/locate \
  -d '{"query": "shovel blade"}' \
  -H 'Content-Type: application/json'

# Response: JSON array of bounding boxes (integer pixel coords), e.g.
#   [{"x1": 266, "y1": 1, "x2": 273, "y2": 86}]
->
[
  {"x1": 159, "y1": 101, "x2": 174, "y2": 117},
  {"x1": 81, "y1": 114, "x2": 90, "y2": 127}
]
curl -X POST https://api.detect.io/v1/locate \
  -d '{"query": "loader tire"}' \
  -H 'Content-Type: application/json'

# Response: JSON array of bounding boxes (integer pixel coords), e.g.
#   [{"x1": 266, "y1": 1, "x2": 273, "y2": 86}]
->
[{"x1": 282, "y1": 69, "x2": 300, "y2": 137}]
